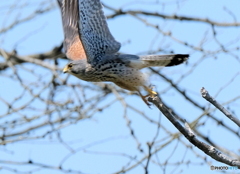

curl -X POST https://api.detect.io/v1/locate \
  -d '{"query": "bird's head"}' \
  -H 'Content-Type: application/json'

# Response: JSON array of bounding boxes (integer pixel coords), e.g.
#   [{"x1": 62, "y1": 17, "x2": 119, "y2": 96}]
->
[
  {"x1": 63, "y1": 60, "x2": 87, "y2": 76},
  {"x1": 63, "y1": 63, "x2": 71, "y2": 73}
]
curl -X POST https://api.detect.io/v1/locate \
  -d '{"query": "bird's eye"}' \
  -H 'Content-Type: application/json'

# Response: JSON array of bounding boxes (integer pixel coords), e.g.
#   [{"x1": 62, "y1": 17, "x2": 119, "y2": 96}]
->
[{"x1": 68, "y1": 64, "x2": 73, "y2": 68}]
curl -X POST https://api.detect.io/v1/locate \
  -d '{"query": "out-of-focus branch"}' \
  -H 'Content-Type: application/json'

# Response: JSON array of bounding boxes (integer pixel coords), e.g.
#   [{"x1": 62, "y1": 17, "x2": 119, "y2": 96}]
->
[
  {"x1": 104, "y1": 4, "x2": 240, "y2": 27},
  {"x1": 0, "y1": 2, "x2": 55, "y2": 34},
  {"x1": 0, "y1": 44, "x2": 64, "y2": 71},
  {"x1": 201, "y1": 87, "x2": 240, "y2": 127},
  {"x1": 148, "y1": 95, "x2": 240, "y2": 167},
  {"x1": 0, "y1": 159, "x2": 82, "y2": 174}
]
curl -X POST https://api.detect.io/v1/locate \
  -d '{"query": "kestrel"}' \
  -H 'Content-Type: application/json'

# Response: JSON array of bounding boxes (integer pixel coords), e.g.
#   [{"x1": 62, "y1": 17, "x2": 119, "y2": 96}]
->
[{"x1": 58, "y1": 0, "x2": 189, "y2": 106}]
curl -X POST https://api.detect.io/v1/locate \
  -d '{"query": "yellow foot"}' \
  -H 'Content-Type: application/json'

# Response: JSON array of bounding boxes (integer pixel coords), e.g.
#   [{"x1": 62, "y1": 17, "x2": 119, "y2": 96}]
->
[
  {"x1": 138, "y1": 86, "x2": 158, "y2": 107},
  {"x1": 144, "y1": 86, "x2": 158, "y2": 97}
]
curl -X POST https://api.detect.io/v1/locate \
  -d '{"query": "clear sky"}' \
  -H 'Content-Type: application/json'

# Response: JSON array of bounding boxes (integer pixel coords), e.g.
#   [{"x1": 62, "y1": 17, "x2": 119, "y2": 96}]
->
[{"x1": 0, "y1": 0, "x2": 240, "y2": 174}]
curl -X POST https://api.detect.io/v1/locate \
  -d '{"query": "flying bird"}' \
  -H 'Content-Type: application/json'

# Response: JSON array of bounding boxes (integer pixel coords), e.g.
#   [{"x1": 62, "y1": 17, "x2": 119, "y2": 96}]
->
[{"x1": 58, "y1": 0, "x2": 189, "y2": 106}]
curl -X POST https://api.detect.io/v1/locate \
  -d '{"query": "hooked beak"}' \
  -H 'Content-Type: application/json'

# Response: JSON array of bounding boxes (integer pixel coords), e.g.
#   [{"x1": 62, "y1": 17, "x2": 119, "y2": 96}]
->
[{"x1": 63, "y1": 65, "x2": 69, "y2": 73}]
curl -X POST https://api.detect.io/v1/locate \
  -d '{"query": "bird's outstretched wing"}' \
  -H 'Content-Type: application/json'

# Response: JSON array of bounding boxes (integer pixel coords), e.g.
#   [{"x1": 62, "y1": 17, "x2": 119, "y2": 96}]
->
[
  {"x1": 78, "y1": 0, "x2": 121, "y2": 64},
  {"x1": 58, "y1": 0, "x2": 86, "y2": 60}
]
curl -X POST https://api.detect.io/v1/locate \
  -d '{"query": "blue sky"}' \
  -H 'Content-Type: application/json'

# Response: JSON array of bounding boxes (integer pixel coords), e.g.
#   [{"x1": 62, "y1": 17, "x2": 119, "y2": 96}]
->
[{"x1": 0, "y1": 0, "x2": 240, "y2": 174}]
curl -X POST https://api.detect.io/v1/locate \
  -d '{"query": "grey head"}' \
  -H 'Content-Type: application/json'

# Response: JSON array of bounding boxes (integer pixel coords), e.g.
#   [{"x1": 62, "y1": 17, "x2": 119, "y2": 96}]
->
[{"x1": 63, "y1": 59, "x2": 88, "y2": 76}]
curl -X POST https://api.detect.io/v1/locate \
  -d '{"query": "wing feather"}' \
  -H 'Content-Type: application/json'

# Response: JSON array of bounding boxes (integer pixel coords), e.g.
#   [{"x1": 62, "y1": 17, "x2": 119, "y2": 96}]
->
[
  {"x1": 78, "y1": 0, "x2": 121, "y2": 64},
  {"x1": 58, "y1": 0, "x2": 86, "y2": 60}
]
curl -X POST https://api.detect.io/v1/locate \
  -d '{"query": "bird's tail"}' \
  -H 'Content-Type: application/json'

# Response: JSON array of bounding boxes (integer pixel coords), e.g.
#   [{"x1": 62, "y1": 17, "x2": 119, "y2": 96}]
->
[{"x1": 139, "y1": 54, "x2": 189, "y2": 68}]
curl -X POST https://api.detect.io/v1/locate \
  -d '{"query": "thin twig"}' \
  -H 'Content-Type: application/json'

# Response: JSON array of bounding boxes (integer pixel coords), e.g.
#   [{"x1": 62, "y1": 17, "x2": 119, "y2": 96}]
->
[{"x1": 201, "y1": 87, "x2": 240, "y2": 127}]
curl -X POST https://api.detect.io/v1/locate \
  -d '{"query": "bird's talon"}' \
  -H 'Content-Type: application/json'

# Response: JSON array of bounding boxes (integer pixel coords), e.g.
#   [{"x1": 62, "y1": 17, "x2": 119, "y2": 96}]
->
[
  {"x1": 150, "y1": 91, "x2": 157, "y2": 97},
  {"x1": 138, "y1": 87, "x2": 158, "y2": 106},
  {"x1": 144, "y1": 86, "x2": 158, "y2": 97},
  {"x1": 148, "y1": 89, "x2": 158, "y2": 97}
]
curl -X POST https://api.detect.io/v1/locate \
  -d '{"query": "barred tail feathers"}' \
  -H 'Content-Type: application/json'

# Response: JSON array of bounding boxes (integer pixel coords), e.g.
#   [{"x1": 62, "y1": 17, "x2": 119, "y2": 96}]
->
[{"x1": 139, "y1": 54, "x2": 189, "y2": 68}]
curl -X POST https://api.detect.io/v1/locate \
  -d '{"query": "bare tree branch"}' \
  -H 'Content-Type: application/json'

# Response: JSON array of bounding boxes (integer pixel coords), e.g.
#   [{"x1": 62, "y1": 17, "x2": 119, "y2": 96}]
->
[
  {"x1": 104, "y1": 3, "x2": 240, "y2": 27},
  {"x1": 201, "y1": 87, "x2": 240, "y2": 127},
  {"x1": 0, "y1": 2, "x2": 55, "y2": 34},
  {"x1": 0, "y1": 44, "x2": 64, "y2": 71},
  {"x1": 148, "y1": 95, "x2": 240, "y2": 167}
]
